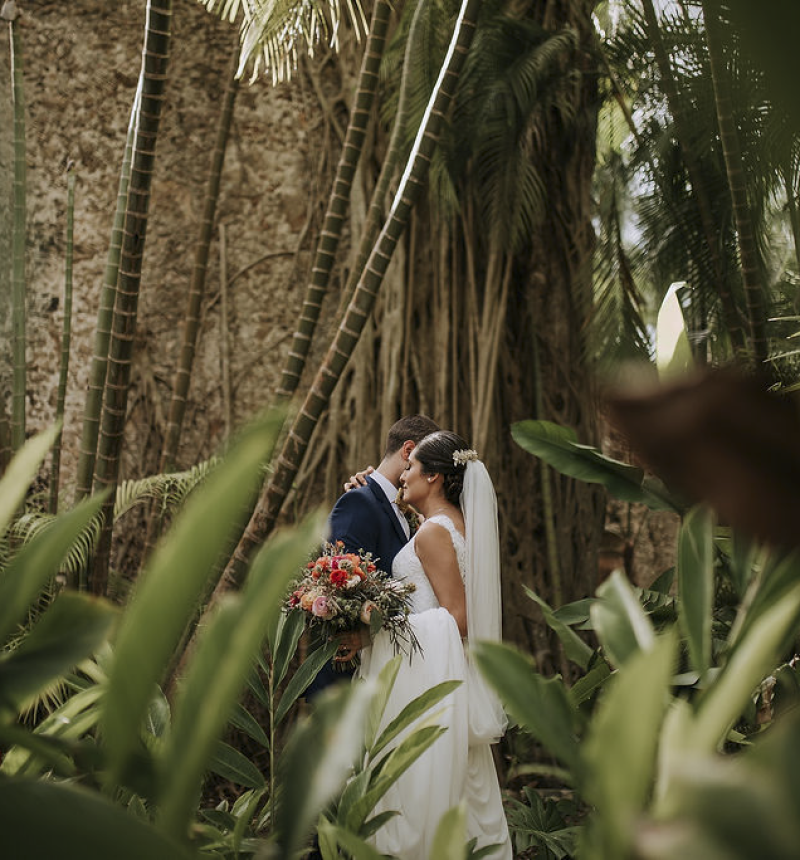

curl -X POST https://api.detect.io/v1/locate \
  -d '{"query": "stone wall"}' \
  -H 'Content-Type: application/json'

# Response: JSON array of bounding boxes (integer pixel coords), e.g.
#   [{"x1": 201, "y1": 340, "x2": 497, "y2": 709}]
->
[{"x1": 1, "y1": 0, "x2": 328, "y2": 492}]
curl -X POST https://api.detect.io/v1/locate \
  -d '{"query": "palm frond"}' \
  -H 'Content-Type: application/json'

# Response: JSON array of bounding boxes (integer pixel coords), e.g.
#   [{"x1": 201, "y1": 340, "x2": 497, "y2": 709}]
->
[
  {"x1": 198, "y1": 0, "x2": 367, "y2": 84},
  {"x1": 0, "y1": 458, "x2": 222, "y2": 581}
]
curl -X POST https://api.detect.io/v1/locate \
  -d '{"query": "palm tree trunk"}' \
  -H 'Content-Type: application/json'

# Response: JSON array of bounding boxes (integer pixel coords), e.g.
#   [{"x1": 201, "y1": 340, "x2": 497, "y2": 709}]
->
[
  {"x1": 640, "y1": 0, "x2": 749, "y2": 359},
  {"x1": 74, "y1": 78, "x2": 142, "y2": 504},
  {"x1": 91, "y1": 0, "x2": 173, "y2": 596},
  {"x1": 702, "y1": 0, "x2": 768, "y2": 364},
  {"x1": 276, "y1": 0, "x2": 392, "y2": 400},
  {"x1": 5, "y1": 0, "x2": 26, "y2": 454},
  {"x1": 222, "y1": 0, "x2": 483, "y2": 588},
  {"x1": 160, "y1": 46, "x2": 239, "y2": 472},
  {"x1": 49, "y1": 167, "x2": 76, "y2": 517}
]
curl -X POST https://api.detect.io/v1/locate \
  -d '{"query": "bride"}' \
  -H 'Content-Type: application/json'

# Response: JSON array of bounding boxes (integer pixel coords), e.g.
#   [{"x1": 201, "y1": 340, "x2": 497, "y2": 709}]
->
[{"x1": 353, "y1": 430, "x2": 512, "y2": 859}]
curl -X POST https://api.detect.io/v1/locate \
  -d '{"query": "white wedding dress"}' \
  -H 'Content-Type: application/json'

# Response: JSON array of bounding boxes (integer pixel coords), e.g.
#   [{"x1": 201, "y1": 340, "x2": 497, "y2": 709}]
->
[{"x1": 358, "y1": 515, "x2": 512, "y2": 860}]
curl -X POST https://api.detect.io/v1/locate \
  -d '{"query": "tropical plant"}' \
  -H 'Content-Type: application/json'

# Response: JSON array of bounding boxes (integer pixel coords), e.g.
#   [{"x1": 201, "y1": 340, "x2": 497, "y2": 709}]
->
[{"x1": 2, "y1": 419, "x2": 477, "y2": 859}]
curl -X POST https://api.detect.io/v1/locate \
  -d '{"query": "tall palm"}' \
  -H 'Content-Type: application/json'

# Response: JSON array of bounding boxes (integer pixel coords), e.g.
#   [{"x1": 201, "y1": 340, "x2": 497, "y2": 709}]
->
[
  {"x1": 638, "y1": 0, "x2": 748, "y2": 358},
  {"x1": 91, "y1": 0, "x2": 173, "y2": 595},
  {"x1": 602, "y1": 0, "x2": 789, "y2": 365},
  {"x1": 701, "y1": 0, "x2": 768, "y2": 364}
]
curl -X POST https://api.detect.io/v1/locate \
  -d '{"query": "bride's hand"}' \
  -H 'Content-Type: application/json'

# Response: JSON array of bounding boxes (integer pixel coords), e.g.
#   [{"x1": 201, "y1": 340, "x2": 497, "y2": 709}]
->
[
  {"x1": 334, "y1": 627, "x2": 369, "y2": 661},
  {"x1": 343, "y1": 465, "x2": 374, "y2": 491}
]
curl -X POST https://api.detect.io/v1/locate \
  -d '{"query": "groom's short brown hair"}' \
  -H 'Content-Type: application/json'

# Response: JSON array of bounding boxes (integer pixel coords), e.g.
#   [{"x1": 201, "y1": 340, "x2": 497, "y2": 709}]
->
[{"x1": 385, "y1": 414, "x2": 440, "y2": 456}]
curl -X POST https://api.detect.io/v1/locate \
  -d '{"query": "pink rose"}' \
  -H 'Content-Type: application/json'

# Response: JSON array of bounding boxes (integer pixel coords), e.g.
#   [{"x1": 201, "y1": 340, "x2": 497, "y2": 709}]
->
[
  {"x1": 360, "y1": 600, "x2": 378, "y2": 625},
  {"x1": 312, "y1": 595, "x2": 333, "y2": 618}
]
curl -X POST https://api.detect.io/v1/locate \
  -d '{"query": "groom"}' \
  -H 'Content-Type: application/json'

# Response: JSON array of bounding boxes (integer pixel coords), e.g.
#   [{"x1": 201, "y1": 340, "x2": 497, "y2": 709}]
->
[{"x1": 305, "y1": 414, "x2": 439, "y2": 698}]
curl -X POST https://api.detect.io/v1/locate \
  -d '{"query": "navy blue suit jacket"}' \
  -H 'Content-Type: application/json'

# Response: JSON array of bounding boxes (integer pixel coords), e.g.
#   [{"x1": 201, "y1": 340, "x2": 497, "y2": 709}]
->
[
  {"x1": 327, "y1": 475, "x2": 408, "y2": 573},
  {"x1": 306, "y1": 476, "x2": 408, "y2": 698}
]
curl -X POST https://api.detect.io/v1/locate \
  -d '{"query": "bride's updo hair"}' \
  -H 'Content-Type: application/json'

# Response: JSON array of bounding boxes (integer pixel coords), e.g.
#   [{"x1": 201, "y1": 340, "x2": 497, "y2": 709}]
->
[{"x1": 413, "y1": 430, "x2": 474, "y2": 505}]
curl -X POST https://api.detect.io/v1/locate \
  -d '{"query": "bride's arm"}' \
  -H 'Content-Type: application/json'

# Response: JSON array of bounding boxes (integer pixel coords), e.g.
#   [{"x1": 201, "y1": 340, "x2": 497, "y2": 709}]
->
[{"x1": 414, "y1": 523, "x2": 467, "y2": 636}]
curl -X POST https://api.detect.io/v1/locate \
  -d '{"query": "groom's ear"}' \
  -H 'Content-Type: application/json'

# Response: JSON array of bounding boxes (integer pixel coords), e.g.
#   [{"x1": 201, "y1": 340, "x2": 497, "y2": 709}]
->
[{"x1": 400, "y1": 440, "x2": 416, "y2": 461}]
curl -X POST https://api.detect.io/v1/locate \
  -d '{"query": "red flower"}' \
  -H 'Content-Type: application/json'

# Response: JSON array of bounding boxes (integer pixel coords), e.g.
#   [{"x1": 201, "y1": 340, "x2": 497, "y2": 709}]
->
[{"x1": 330, "y1": 569, "x2": 348, "y2": 588}]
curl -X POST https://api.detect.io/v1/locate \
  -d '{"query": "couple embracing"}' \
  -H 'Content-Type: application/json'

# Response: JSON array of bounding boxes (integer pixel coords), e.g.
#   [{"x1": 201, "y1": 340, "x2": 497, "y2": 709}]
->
[{"x1": 311, "y1": 415, "x2": 512, "y2": 860}]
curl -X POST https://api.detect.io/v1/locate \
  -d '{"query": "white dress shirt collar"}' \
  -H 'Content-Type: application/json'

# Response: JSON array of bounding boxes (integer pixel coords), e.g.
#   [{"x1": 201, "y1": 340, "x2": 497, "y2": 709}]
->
[{"x1": 371, "y1": 471, "x2": 410, "y2": 539}]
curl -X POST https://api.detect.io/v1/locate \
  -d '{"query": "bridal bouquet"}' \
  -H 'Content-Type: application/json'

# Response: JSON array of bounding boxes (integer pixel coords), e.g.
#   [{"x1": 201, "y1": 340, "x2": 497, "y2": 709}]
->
[{"x1": 285, "y1": 541, "x2": 419, "y2": 661}]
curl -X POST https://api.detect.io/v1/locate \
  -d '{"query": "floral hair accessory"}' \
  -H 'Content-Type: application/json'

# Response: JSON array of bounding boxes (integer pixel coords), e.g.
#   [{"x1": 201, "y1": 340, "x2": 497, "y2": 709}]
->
[{"x1": 452, "y1": 448, "x2": 478, "y2": 466}]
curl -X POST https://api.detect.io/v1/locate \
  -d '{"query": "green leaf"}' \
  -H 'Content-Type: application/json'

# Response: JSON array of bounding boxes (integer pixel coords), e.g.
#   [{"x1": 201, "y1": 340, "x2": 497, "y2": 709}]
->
[
  {"x1": 208, "y1": 741, "x2": 266, "y2": 789},
  {"x1": 430, "y1": 803, "x2": 467, "y2": 860},
  {"x1": 230, "y1": 702, "x2": 270, "y2": 748},
  {"x1": 730, "y1": 550, "x2": 800, "y2": 650},
  {"x1": 276, "y1": 678, "x2": 376, "y2": 858},
  {"x1": 471, "y1": 641, "x2": 581, "y2": 777},
  {"x1": 677, "y1": 506, "x2": 714, "y2": 677},
  {"x1": 102, "y1": 411, "x2": 284, "y2": 784},
  {"x1": 568, "y1": 660, "x2": 611, "y2": 707},
  {"x1": 271, "y1": 609, "x2": 306, "y2": 689},
  {"x1": 692, "y1": 580, "x2": 800, "y2": 754},
  {"x1": 511, "y1": 420, "x2": 680, "y2": 512},
  {"x1": 364, "y1": 655, "x2": 402, "y2": 751},
  {"x1": 583, "y1": 632, "x2": 677, "y2": 859},
  {"x1": 157, "y1": 512, "x2": 321, "y2": 838},
  {"x1": 275, "y1": 638, "x2": 339, "y2": 725},
  {"x1": 591, "y1": 570, "x2": 655, "y2": 669},
  {"x1": 523, "y1": 585, "x2": 594, "y2": 670},
  {"x1": 0, "y1": 493, "x2": 106, "y2": 646},
  {"x1": 0, "y1": 723, "x2": 77, "y2": 777},
  {"x1": 0, "y1": 425, "x2": 60, "y2": 536},
  {"x1": 348, "y1": 723, "x2": 448, "y2": 832},
  {"x1": 317, "y1": 818, "x2": 387, "y2": 860},
  {"x1": 0, "y1": 778, "x2": 194, "y2": 860},
  {"x1": 656, "y1": 281, "x2": 693, "y2": 379},
  {"x1": 0, "y1": 593, "x2": 116, "y2": 710},
  {"x1": 371, "y1": 679, "x2": 462, "y2": 759}
]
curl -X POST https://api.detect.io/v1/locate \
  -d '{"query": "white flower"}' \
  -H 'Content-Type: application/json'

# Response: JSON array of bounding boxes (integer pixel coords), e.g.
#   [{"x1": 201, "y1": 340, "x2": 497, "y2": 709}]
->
[
  {"x1": 452, "y1": 448, "x2": 478, "y2": 466},
  {"x1": 346, "y1": 576, "x2": 361, "y2": 589}
]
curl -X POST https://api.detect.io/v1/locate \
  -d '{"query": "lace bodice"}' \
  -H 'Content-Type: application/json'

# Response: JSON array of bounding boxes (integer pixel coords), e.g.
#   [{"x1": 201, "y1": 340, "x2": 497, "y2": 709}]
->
[{"x1": 392, "y1": 515, "x2": 466, "y2": 613}]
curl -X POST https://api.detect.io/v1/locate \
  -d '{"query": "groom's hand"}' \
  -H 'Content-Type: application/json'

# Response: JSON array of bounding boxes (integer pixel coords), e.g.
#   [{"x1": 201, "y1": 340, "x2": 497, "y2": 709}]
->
[
  {"x1": 334, "y1": 628, "x2": 369, "y2": 661},
  {"x1": 343, "y1": 465, "x2": 374, "y2": 491}
]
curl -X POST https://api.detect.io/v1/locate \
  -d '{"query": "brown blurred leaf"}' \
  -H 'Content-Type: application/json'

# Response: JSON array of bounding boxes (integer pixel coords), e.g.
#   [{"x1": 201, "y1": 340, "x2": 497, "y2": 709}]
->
[{"x1": 607, "y1": 370, "x2": 800, "y2": 548}]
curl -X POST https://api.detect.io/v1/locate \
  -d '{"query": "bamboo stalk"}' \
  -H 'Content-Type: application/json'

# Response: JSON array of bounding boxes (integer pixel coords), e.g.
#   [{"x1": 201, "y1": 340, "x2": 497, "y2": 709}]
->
[
  {"x1": 160, "y1": 47, "x2": 238, "y2": 473},
  {"x1": 74, "y1": 77, "x2": 142, "y2": 504},
  {"x1": 4, "y1": 0, "x2": 27, "y2": 454},
  {"x1": 91, "y1": 0, "x2": 173, "y2": 595},
  {"x1": 49, "y1": 167, "x2": 76, "y2": 517},
  {"x1": 219, "y1": 223, "x2": 232, "y2": 439},
  {"x1": 220, "y1": 0, "x2": 484, "y2": 589},
  {"x1": 276, "y1": 0, "x2": 392, "y2": 400}
]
